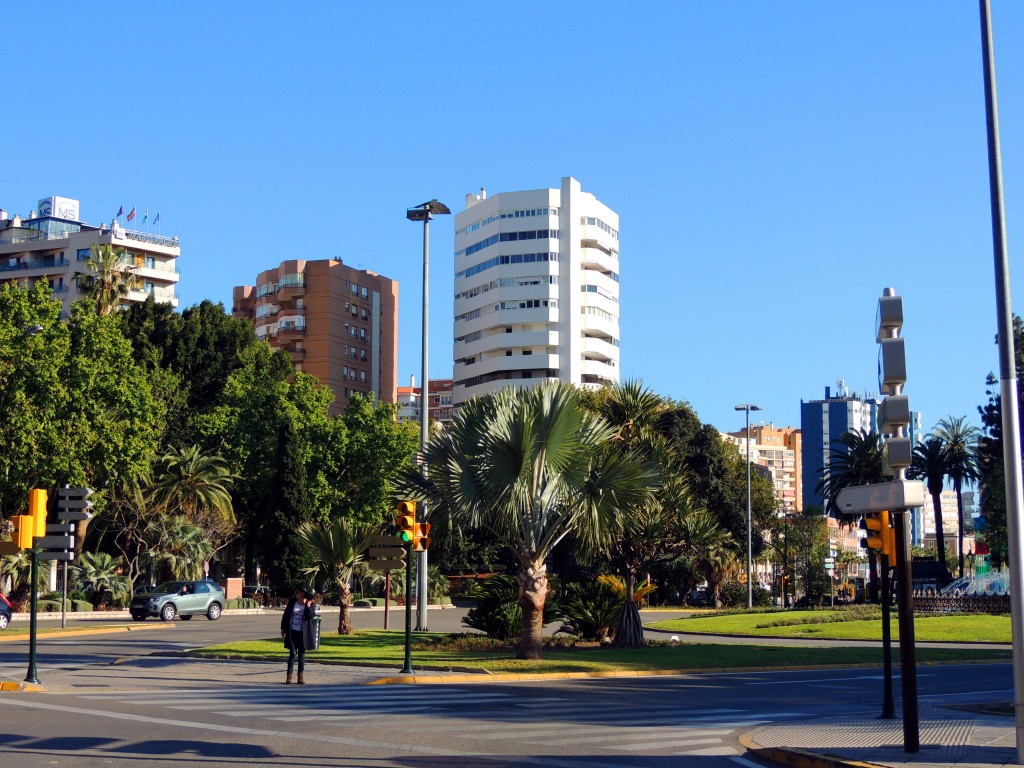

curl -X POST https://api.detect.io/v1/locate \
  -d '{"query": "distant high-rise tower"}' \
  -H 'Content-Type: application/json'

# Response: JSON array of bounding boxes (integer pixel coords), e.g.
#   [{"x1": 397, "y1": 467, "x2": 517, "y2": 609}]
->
[
  {"x1": 452, "y1": 177, "x2": 620, "y2": 405},
  {"x1": 800, "y1": 382, "x2": 878, "y2": 513}
]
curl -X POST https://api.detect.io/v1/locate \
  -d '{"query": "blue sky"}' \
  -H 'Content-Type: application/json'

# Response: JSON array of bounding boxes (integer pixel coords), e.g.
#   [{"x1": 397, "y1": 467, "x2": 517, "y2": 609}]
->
[{"x1": 3, "y1": 2, "x2": 1022, "y2": 435}]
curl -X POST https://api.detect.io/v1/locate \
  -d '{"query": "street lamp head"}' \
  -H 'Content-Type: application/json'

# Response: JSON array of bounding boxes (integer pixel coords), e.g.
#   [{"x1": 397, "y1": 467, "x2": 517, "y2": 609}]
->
[
  {"x1": 406, "y1": 199, "x2": 451, "y2": 221},
  {"x1": 735, "y1": 403, "x2": 763, "y2": 413},
  {"x1": 20, "y1": 324, "x2": 44, "y2": 339},
  {"x1": 751, "y1": 404, "x2": 763, "y2": 412}
]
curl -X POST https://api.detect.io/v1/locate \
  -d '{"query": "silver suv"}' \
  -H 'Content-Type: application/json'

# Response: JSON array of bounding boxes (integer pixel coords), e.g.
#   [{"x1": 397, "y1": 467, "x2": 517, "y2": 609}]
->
[{"x1": 130, "y1": 580, "x2": 225, "y2": 622}]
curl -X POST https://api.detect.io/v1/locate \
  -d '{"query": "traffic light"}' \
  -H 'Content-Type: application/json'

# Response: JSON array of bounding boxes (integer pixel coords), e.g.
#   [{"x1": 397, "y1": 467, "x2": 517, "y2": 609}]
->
[
  {"x1": 13, "y1": 515, "x2": 35, "y2": 549},
  {"x1": 28, "y1": 488, "x2": 47, "y2": 538},
  {"x1": 876, "y1": 290, "x2": 912, "y2": 478},
  {"x1": 414, "y1": 523, "x2": 431, "y2": 552},
  {"x1": 396, "y1": 501, "x2": 417, "y2": 544},
  {"x1": 860, "y1": 511, "x2": 895, "y2": 561}
]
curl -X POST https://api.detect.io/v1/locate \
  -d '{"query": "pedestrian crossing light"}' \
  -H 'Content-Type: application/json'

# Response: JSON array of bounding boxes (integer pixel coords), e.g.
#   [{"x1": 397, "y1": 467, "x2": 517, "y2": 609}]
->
[
  {"x1": 414, "y1": 523, "x2": 431, "y2": 552},
  {"x1": 860, "y1": 511, "x2": 895, "y2": 561},
  {"x1": 28, "y1": 488, "x2": 48, "y2": 538},
  {"x1": 396, "y1": 501, "x2": 417, "y2": 545}
]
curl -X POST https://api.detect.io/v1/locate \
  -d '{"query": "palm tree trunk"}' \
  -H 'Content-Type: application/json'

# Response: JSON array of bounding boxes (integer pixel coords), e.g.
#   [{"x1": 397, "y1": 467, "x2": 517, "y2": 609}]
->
[
  {"x1": 516, "y1": 563, "x2": 548, "y2": 660},
  {"x1": 955, "y1": 480, "x2": 965, "y2": 578},
  {"x1": 616, "y1": 571, "x2": 645, "y2": 648},
  {"x1": 338, "y1": 579, "x2": 353, "y2": 635},
  {"x1": 932, "y1": 493, "x2": 948, "y2": 574}
]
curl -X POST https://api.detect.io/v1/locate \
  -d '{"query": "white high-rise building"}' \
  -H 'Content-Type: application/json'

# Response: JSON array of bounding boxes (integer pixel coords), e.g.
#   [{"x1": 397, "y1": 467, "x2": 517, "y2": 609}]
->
[{"x1": 452, "y1": 177, "x2": 620, "y2": 405}]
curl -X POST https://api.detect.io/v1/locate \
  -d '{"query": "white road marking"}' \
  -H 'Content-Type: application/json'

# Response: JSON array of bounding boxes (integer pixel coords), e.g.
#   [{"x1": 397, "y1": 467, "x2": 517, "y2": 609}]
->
[{"x1": 611, "y1": 737, "x2": 724, "y2": 750}]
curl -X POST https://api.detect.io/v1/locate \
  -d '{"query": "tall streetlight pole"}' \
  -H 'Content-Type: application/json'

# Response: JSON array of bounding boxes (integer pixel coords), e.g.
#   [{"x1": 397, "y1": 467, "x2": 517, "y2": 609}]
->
[
  {"x1": 406, "y1": 199, "x2": 450, "y2": 632},
  {"x1": 735, "y1": 404, "x2": 762, "y2": 608},
  {"x1": 979, "y1": 2, "x2": 1024, "y2": 761}
]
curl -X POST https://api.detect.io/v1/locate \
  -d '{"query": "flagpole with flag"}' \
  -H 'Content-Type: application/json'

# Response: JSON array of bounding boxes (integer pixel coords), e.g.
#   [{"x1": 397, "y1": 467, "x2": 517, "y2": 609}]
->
[
  {"x1": 144, "y1": 208, "x2": 149, "y2": 233},
  {"x1": 127, "y1": 206, "x2": 136, "y2": 226},
  {"x1": 154, "y1": 211, "x2": 161, "y2": 235},
  {"x1": 116, "y1": 205, "x2": 123, "y2": 226}
]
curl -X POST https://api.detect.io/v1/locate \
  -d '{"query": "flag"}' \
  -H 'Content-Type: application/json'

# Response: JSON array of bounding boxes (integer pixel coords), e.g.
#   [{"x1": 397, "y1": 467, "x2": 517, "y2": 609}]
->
[
  {"x1": 143, "y1": 209, "x2": 148, "y2": 224},
  {"x1": 116, "y1": 205, "x2": 123, "y2": 218},
  {"x1": 127, "y1": 207, "x2": 136, "y2": 222},
  {"x1": 154, "y1": 212, "x2": 160, "y2": 224}
]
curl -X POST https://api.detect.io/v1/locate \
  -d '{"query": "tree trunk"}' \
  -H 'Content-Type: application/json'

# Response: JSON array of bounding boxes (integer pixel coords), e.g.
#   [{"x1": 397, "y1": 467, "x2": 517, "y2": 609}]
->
[
  {"x1": 516, "y1": 563, "x2": 548, "y2": 660},
  {"x1": 955, "y1": 480, "x2": 965, "y2": 578},
  {"x1": 616, "y1": 571, "x2": 645, "y2": 648},
  {"x1": 932, "y1": 491, "x2": 948, "y2": 574},
  {"x1": 338, "y1": 579, "x2": 353, "y2": 635}
]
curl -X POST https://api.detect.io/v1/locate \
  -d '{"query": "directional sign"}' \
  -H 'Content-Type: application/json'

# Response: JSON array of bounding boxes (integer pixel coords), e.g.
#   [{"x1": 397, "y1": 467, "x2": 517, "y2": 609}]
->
[
  {"x1": 367, "y1": 559, "x2": 405, "y2": 571},
  {"x1": 57, "y1": 486, "x2": 94, "y2": 523},
  {"x1": 835, "y1": 480, "x2": 925, "y2": 515},
  {"x1": 37, "y1": 535, "x2": 73, "y2": 550},
  {"x1": 369, "y1": 546, "x2": 405, "y2": 559},
  {"x1": 38, "y1": 551, "x2": 74, "y2": 562},
  {"x1": 46, "y1": 523, "x2": 75, "y2": 535},
  {"x1": 373, "y1": 535, "x2": 404, "y2": 547}
]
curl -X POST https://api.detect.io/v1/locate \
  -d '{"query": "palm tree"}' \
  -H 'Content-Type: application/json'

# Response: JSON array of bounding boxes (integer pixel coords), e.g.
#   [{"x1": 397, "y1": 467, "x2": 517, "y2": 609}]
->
[
  {"x1": 935, "y1": 416, "x2": 980, "y2": 577},
  {"x1": 297, "y1": 518, "x2": 376, "y2": 635},
  {"x1": 73, "y1": 243, "x2": 139, "y2": 315},
  {"x1": 413, "y1": 381, "x2": 654, "y2": 659},
  {"x1": 908, "y1": 437, "x2": 950, "y2": 573},
  {"x1": 815, "y1": 428, "x2": 886, "y2": 517},
  {"x1": 145, "y1": 514, "x2": 214, "y2": 580},
  {"x1": 70, "y1": 552, "x2": 132, "y2": 609},
  {"x1": 152, "y1": 445, "x2": 236, "y2": 549},
  {"x1": 681, "y1": 510, "x2": 739, "y2": 608}
]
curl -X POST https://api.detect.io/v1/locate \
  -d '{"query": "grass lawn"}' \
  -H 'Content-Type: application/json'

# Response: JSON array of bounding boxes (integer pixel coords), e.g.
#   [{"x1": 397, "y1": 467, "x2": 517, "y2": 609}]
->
[
  {"x1": 194, "y1": 630, "x2": 1010, "y2": 675},
  {"x1": 648, "y1": 610, "x2": 1011, "y2": 643}
]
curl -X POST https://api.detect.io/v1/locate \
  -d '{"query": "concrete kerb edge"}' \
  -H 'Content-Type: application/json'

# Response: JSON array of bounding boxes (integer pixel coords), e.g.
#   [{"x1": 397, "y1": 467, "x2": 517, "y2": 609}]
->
[
  {"x1": 0, "y1": 681, "x2": 45, "y2": 693},
  {"x1": 0, "y1": 622, "x2": 176, "y2": 643},
  {"x1": 738, "y1": 733, "x2": 885, "y2": 768}
]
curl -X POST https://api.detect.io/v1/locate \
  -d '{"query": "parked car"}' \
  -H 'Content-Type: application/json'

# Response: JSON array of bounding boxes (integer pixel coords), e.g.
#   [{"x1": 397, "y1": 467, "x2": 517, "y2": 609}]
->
[
  {"x1": 0, "y1": 592, "x2": 11, "y2": 630},
  {"x1": 130, "y1": 580, "x2": 225, "y2": 622},
  {"x1": 241, "y1": 585, "x2": 270, "y2": 599}
]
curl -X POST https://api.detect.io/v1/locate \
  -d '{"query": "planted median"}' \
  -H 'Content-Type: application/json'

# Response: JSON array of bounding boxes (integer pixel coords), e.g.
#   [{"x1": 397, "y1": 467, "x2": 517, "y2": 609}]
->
[{"x1": 192, "y1": 629, "x2": 1010, "y2": 675}]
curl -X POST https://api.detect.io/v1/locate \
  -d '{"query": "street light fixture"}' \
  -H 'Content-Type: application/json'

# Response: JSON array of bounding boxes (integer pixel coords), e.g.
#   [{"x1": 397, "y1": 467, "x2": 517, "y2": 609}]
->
[
  {"x1": 735, "y1": 403, "x2": 762, "y2": 609},
  {"x1": 406, "y1": 199, "x2": 450, "y2": 632}
]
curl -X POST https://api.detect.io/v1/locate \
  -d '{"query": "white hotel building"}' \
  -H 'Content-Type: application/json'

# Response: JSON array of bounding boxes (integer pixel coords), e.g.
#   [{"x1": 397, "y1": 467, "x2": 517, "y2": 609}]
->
[
  {"x1": 452, "y1": 177, "x2": 620, "y2": 406},
  {"x1": 0, "y1": 196, "x2": 180, "y2": 313}
]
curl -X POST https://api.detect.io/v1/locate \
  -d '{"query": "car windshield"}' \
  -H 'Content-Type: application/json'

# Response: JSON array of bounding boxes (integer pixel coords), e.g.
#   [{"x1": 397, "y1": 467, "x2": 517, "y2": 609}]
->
[{"x1": 155, "y1": 582, "x2": 183, "y2": 593}]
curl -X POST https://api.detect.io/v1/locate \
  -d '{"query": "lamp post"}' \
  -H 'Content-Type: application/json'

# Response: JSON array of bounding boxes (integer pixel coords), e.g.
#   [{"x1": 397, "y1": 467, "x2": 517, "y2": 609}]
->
[
  {"x1": 406, "y1": 199, "x2": 450, "y2": 632},
  {"x1": 735, "y1": 403, "x2": 762, "y2": 609}
]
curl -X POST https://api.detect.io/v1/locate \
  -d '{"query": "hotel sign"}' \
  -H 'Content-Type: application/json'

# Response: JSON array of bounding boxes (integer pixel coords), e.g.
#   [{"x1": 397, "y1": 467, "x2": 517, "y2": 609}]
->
[{"x1": 38, "y1": 196, "x2": 80, "y2": 221}]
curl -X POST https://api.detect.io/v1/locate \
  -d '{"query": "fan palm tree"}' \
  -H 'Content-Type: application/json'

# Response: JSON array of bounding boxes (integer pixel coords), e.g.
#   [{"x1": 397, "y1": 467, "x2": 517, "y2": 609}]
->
[
  {"x1": 815, "y1": 428, "x2": 886, "y2": 517},
  {"x1": 681, "y1": 510, "x2": 739, "y2": 608},
  {"x1": 297, "y1": 518, "x2": 376, "y2": 635},
  {"x1": 908, "y1": 437, "x2": 950, "y2": 573},
  {"x1": 145, "y1": 514, "x2": 214, "y2": 580},
  {"x1": 411, "y1": 381, "x2": 655, "y2": 659},
  {"x1": 152, "y1": 445, "x2": 236, "y2": 548},
  {"x1": 73, "y1": 243, "x2": 139, "y2": 315},
  {"x1": 70, "y1": 552, "x2": 132, "y2": 609},
  {"x1": 935, "y1": 416, "x2": 980, "y2": 577}
]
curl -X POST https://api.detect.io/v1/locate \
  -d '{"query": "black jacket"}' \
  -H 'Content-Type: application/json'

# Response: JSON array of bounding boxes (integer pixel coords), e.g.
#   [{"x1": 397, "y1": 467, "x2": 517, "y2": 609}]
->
[{"x1": 281, "y1": 597, "x2": 316, "y2": 639}]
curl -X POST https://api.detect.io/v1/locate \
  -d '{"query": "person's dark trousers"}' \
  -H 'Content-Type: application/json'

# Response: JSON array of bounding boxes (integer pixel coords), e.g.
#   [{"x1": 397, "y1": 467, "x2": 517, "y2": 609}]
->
[{"x1": 287, "y1": 629, "x2": 305, "y2": 674}]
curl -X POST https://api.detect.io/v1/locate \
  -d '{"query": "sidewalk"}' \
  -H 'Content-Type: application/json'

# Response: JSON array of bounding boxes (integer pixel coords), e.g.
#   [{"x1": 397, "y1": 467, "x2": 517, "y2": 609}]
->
[{"x1": 742, "y1": 707, "x2": 1019, "y2": 768}]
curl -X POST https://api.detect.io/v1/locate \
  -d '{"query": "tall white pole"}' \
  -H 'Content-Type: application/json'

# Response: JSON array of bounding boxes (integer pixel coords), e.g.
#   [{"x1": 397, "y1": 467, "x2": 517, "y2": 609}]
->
[
  {"x1": 416, "y1": 215, "x2": 430, "y2": 631},
  {"x1": 980, "y1": 2, "x2": 1024, "y2": 761},
  {"x1": 746, "y1": 408, "x2": 753, "y2": 609}
]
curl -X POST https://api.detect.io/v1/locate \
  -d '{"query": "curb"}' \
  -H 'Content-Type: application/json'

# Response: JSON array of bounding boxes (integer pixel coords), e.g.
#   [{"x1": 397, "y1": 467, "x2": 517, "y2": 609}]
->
[
  {"x1": 738, "y1": 733, "x2": 884, "y2": 768},
  {"x1": 0, "y1": 623, "x2": 175, "y2": 643},
  {"x1": 0, "y1": 681, "x2": 45, "y2": 693}
]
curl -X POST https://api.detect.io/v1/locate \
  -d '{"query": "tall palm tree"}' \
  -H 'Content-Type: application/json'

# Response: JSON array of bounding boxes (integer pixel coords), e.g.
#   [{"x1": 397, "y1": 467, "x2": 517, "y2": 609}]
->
[
  {"x1": 908, "y1": 437, "x2": 950, "y2": 573},
  {"x1": 73, "y1": 243, "x2": 139, "y2": 315},
  {"x1": 935, "y1": 416, "x2": 980, "y2": 577},
  {"x1": 414, "y1": 381, "x2": 654, "y2": 659},
  {"x1": 815, "y1": 428, "x2": 886, "y2": 517},
  {"x1": 681, "y1": 510, "x2": 739, "y2": 608},
  {"x1": 145, "y1": 514, "x2": 214, "y2": 580},
  {"x1": 152, "y1": 445, "x2": 236, "y2": 549},
  {"x1": 297, "y1": 518, "x2": 376, "y2": 635}
]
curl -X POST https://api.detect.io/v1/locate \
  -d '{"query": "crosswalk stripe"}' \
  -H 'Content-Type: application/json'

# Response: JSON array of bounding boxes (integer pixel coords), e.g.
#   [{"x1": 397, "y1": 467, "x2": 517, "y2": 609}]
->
[
  {"x1": 611, "y1": 736, "x2": 724, "y2": 751},
  {"x1": 683, "y1": 746, "x2": 742, "y2": 756},
  {"x1": 523, "y1": 727, "x2": 734, "y2": 746}
]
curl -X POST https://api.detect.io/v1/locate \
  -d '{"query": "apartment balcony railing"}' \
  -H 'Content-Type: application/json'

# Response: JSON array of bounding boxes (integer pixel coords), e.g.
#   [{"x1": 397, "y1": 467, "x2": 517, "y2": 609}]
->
[
  {"x1": 120, "y1": 230, "x2": 180, "y2": 248},
  {"x1": 0, "y1": 257, "x2": 70, "y2": 272}
]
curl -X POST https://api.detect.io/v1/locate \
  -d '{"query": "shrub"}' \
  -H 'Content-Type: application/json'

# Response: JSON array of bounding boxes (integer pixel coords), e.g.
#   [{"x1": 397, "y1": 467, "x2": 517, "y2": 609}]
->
[
  {"x1": 353, "y1": 599, "x2": 373, "y2": 607},
  {"x1": 462, "y1": 574, "x2": 558, "y2": 641},
  {"x1": 69, "y1": 590, "x2": 89, "y2": 603},
  {"x1": 226, "y1": 599, "x2": 239, "y2": 610},
  {"x1": 73, "y1": 600, "x2": 93, "y2": 612},
  {"x1": 557, "y1": 581, "x2": 623, "y2": 641},
  {"x1": 720, "y1": 582, "x2": 773, "y2": 608},
  {"x1": 38, "y1": 599, "x2": 65, "y2": 613}
]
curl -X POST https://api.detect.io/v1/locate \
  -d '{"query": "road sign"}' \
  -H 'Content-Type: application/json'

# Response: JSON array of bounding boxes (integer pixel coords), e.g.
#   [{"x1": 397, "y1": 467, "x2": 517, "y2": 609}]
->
[
  {"x1": 373, "y1": 535, "x2": 404, "y2": 547},
  {"x1": 46, "y1": 523, "x2": 74, "y2": 535},
  {"x1": 835, "y1": 480, "x2": 925, "y2": 515},
  {"x1": 57, "y1": 486, "x2": 94, "y2": 522},
  {"x1": 367, "y1": 559, "x2": 405, "y2": 571},
  {"x1": 38, "y1": 551, "x2": 74, "y2": 562},
  {"x1": 37, "y1": 535, "x2": 73, "y2": 550},
  {"x1": 369, "y1": 547, "x2": 405, "y2": 559},
  {"x1": 824, "y1": 558, "x2": 835, "y2": 566}
]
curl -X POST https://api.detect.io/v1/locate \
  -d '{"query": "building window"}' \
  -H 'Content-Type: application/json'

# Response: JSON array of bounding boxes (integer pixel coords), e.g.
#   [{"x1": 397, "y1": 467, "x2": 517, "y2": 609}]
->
[
  {"x1": 360, "y1": 370, "x2": 367, "y2": 383},
  {"x1": 144, "y1": 256, "x2": 156, "y2": 269},
  {"x1": 144, "y1": 281, "x2": 155, "y2": 295},
  {"x1": 361, "y1": 286, "x2": 368, "y2": 298},
  {"x1": 77, "y1": 248, "x2": 91, "y2": 261}
]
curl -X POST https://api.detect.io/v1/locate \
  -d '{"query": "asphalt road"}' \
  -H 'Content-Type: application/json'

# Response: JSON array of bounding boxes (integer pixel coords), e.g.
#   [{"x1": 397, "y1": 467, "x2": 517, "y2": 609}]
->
[{"x1": 0, "y1": 650, "x2": 1011, "y2": 768}]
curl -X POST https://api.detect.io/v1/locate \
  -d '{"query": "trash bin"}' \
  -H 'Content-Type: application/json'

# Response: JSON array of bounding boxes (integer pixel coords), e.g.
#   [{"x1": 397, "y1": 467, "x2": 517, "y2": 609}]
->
[{"x1": 304, "y1": 614, "x2": 321, "y2": 651}]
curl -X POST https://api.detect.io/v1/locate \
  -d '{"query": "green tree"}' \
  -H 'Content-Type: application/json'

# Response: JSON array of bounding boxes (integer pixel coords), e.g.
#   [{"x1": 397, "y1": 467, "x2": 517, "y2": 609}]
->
[
  {"x1": 414, "y1": 382, "x2": 654, "y2": 659},
  {"x1": 298, "y1": 517, "x2": 376, "y2": 634},
  {"x1": 815, "y1": 428, "x2": 885, "y2": 517},
  {"x1": 145, "y1": 515, "x2": 214, "y2": 581},
  {"x1": 908, "y1": 437, "x2": 952, "y2": 573},
  {"x1": 152, "y1": 445, "x2": 236, "y2": 550},
  {"x1": 70, "y1": 551, "x2": 132, "y2": 608},
  {"x1": 264, "y1": 418, "x2": 311, "y2": 591},
  {"x1": 681, "y1": 510, "x2": 739, "y2": 608},
  {"x1": 788, "y1": 510, "x2": 831, "y2": 605},
  {"x1": 935, "y1": 416, "x2": 980, "y2": 577},
  {"x1": 73, "y1": 243, "x2": 138, "y2": 316}
]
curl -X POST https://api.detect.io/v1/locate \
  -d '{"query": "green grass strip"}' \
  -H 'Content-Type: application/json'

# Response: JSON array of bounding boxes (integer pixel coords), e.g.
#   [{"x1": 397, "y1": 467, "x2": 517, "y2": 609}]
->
[{"x1": 194, "y1": 629, "x2": 1010, "y2": 674}]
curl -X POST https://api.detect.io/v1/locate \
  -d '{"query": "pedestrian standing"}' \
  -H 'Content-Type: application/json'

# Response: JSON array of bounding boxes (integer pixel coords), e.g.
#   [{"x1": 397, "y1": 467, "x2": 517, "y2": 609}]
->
[{"x1": 281, "y1": 584, "x2": 317, "y2": 684}]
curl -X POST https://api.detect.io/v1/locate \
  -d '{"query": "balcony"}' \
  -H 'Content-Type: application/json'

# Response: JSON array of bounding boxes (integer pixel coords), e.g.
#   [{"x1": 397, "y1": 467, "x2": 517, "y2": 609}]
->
[
  {"x1": 276, "y1": 320, "x2": 307, "y2": 342},
  {"x1": 290, "y1": 348, "x2": 306, "y2": 363},
  {"x1": 0, "y1": 257, "x2": 70, "y2": 273}
]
